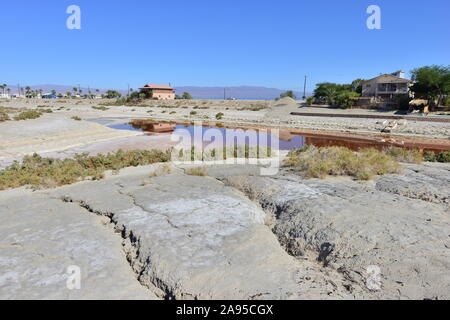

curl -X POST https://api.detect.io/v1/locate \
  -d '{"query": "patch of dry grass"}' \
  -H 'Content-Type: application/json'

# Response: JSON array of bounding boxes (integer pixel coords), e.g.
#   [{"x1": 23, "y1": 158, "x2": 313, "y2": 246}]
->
[
  {"x1": 0, "y1": 149, "x2": 171, "y2": 190},
  {"x1": 176, "y1": 145, "x2": 272, "y2": 162},
  {"x1": 384, "y1": 147, "x2": 423, "y2": 164},
  {"x1": 186, "y1": 166, "x2": 208, "y2": 176},
  {"x1": 224, "y1": 175, "x2": 278, "y2": 226},
  {"x1": 0, "y1": 106, "x2": 18, "y2": 113},
  {"x1": 285, "y1": 145, "x2": 404, "y2": 180},
  {"x1": 0, "y1": 112, "x2": 10, "y2": 122},
  {"x1": 149, "y1": 163, "x2": 173, "y2": 177}
]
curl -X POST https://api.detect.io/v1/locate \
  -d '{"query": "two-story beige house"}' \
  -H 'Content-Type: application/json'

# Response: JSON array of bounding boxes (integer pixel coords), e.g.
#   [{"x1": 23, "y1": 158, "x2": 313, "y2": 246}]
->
[
  {"x1": 362, "y1": 71, "x2": 413, "y2": 101},
  {"x1": 139, "y1": 84, "x2": 175, "y2": 100}
]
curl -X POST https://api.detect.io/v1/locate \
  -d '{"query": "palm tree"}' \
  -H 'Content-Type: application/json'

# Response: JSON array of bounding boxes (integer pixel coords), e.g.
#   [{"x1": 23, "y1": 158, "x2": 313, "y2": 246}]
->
[
  {"x1": 2, "y1": 84, "x2": 7, "y2": 95},
  {"x1": 324, "y1": 87, "x2": 338, "y2": 105},
  {"x1": 0, "y1": 85, "x2": 4, "y2": 95}
]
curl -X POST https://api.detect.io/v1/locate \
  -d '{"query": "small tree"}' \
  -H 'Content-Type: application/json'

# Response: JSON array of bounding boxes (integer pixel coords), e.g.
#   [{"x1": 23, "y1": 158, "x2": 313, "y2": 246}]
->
[
  {"x1": 351, "y1": 79, "x2": 365, "y2": 94},
  {"x1": 105, "y1": 90, "x2": 122, "y2": 99},
  {"x1": 182, "y1": 92, "x2": 193, "y2": 100},
  {"x1": 335, "y1": 91, "x2": 359, "y2": 109},
  {"x1": 411, "y1": 65, "x2": 450, "y2": 108},
  {"x1": 279, "y1": 90, "x2": 296, "y2": 99}
]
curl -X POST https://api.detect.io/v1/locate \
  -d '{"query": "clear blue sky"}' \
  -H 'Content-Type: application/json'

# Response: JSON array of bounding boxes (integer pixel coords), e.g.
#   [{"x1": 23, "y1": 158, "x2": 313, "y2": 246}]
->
[{"x1": 1, "y1": 0, "x2": 449, "y2": 92}]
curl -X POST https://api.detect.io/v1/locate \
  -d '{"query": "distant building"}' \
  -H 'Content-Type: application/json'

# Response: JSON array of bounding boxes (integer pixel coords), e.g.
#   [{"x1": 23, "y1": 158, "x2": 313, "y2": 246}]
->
[
  {"x1": 41, "y1": 93, "x2": 57, "y2": 99},
  {"x1": 139, "y1": 84, "x2": 175, "y2": 100},
  {"x1": 362, "y1": 71, "x2": 413, "y2": 101},
  {"x1": 0, "y1": 94, "x2": 10, "y2": 99}
]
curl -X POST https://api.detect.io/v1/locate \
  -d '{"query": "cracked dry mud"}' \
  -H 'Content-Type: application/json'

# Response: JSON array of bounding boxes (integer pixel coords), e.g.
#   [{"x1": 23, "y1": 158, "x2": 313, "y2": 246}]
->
[{"x1": 0, "y1": 162, "x2": 449, "y2": 300}]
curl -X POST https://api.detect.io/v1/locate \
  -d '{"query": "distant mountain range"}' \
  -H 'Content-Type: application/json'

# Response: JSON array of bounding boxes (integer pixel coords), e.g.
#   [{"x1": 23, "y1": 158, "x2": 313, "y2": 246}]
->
[{"x1": 4, "y1": 84, "x2": 309, "y2": 100}]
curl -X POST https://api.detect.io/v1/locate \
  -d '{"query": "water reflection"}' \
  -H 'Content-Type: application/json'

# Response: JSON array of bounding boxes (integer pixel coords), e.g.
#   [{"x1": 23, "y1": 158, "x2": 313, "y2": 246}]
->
[{"x1": 108, "y1": 120, "x2": 450, "y2": 152}]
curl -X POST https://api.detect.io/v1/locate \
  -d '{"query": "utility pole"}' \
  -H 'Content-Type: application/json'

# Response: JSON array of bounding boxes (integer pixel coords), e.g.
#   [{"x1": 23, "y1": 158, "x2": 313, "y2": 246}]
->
[
  {"x1": 127, "y1": 84, "x2": 130, "y2": 97},
  {"x1": 303, "y1": 76, "x2": 307, "y2": 99},
  {"x1": 224, "y1": 88, "x2": 226, "y2": 100}
]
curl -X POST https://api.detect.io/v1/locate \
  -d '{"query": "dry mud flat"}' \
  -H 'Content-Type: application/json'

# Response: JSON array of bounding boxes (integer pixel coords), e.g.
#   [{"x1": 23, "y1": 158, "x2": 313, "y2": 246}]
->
[
  {"x1": 1, "y1": 162, "x2": 449, "y2": 300},
  {"x1": 0, "y1": 113, "x2": 142, "y2": 162}
]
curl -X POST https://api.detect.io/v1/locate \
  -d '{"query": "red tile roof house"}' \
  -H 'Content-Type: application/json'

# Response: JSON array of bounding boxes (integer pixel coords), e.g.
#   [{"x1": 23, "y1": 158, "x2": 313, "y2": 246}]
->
[{"x1": 139, "y1": 84, "x2": 176, "y2": 100}]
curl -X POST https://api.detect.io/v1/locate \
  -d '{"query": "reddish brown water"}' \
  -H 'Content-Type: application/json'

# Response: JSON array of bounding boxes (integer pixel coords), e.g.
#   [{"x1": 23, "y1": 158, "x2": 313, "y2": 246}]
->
[{"x1": 111, "y1": 120, "x2": 450, "y2": 153}]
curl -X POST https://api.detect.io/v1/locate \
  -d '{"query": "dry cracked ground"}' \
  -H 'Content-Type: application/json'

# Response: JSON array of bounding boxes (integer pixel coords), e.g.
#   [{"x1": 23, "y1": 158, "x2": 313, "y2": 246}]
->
[{"x1": 1, "y1": 161, "x2": 449, "y2": 300}]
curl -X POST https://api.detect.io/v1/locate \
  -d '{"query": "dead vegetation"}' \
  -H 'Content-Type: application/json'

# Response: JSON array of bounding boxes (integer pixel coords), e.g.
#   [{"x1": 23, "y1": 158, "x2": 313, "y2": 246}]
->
[
  {"x1": 284, "y1": 145, "x2": 421, "y2": 180},
  {"x1": 384, "y1": 147, "x2": 423, "y2": 164},
  {"x1": 185, "y1": 166, "x2": 208, "y2": 176},
  {"x1": 149, "y1": 163, "x2": 173, "y2": 177},
  {"x1": 224, "y1": 175, "x2": 278, "y2": 226},
  {"x1": 176, "y1": 145, "x2": 273, "y2": 162},
  {"x1": 0, "y1": 112, "x2": 10, "y2": 122}
]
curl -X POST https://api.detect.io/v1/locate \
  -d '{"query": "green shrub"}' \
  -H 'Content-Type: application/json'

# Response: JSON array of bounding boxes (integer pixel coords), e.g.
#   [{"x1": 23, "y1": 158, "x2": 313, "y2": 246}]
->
[
  {"x1": 182, "y1": 92, "x2": 193, "y2": 100},
  {"x1": 335, "y1": 91, "x2": 359, "y2": 109},
  {"x1": 306, "y1": 97, "x2": 314, "y2": 106},
  {"x1": 443, "y1": 96, "x2": 450, "y2": 107},
  {"x1": 215, "y1": 112, "x2": 224, "y2": 120},
  {"x1": 92, "y1": 106, "x2": 109, "y2": 111},
  {"x1": 423, "y1": 151, "x2": 450, "y2": 163},
  {"x1": 71, "y1": 116, "x2": 82, "y2": 121},
  {"x1": 190, "y1": 111, "x2": 197, "y2": 115},
  {"x1": 0, "y1": 149, "x2": 171, "y2": 190},
  {"x1": 14, "y1": 110, "x2": 42, "y2": 121},
  {"x1": 423, "y1": 151, "x2": 436, "y2": 162},
  {"x1": 436, "y1": 151, "x2": 450, "y2": 163}
]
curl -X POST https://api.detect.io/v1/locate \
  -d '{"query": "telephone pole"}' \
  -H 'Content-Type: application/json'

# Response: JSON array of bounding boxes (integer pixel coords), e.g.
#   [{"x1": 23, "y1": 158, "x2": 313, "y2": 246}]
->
[{"x1": 303, "y1": 76, "x2": 307, "y2": 99}]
